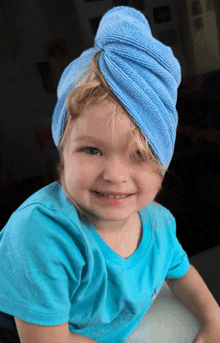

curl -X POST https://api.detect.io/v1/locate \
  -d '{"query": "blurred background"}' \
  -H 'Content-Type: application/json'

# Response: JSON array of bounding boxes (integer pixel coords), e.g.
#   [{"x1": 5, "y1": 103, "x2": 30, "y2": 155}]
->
[{"x1": 1, "y1": 0, "x2": 220, "y2": 257}]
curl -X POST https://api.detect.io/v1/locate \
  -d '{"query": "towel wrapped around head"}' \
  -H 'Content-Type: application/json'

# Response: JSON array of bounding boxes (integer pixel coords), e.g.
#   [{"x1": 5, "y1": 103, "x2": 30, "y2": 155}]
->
[{"x1": 52, "y1": 5, "x2": 181, "y2": 168}]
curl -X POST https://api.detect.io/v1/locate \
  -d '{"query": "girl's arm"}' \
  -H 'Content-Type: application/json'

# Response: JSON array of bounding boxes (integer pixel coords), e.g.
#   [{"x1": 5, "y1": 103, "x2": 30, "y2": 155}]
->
[
  {"x1": 166, "y1": 264, "x2": 220, "y2": 325},
  {"x1": 15, "y1": 318, "x2": 98, "y2": 343},
  {"x1": 166, "y1": 264, "x2": 220, "y2": 342}
]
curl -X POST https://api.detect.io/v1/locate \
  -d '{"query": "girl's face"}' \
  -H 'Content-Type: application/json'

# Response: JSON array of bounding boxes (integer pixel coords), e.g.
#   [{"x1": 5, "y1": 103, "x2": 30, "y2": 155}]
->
[{"x1": 63, "y1": 99, "x2": 162, "y2": 231}]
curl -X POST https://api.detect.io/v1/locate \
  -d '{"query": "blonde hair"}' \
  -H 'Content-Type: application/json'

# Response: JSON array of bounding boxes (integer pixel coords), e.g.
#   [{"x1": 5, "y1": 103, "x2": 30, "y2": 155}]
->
[{"x1": 56, "y1": 51, "x2": 166, "y2": 222}]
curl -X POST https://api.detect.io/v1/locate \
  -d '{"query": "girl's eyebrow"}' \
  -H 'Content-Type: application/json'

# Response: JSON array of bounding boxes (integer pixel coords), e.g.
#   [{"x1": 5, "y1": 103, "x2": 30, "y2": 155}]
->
[
  {"x1": 73, "y1": 135, "x2": 107, "y2": 145},
  {"x1": 73, "y1": 135, "x2": 135, "y2": 150}
]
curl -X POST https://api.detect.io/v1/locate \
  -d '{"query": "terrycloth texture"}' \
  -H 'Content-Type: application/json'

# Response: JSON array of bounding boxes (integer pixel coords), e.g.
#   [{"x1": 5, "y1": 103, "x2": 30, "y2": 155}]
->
[
  {"x1": 52, "y1": 47, "x2": 100, "y2": 150},
  {"x1": 52, "y1": 6, "x2": 181, "y2": 167}
]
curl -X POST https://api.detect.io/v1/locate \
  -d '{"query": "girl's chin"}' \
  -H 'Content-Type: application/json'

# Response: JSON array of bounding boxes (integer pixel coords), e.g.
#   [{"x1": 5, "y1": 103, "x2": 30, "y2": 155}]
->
[
  {"x1": 86, "y1": 209, "x2": 136, "y2": 223},
  {"x1": 76, "y1": 205, "x2": 132, "y2": 222}
]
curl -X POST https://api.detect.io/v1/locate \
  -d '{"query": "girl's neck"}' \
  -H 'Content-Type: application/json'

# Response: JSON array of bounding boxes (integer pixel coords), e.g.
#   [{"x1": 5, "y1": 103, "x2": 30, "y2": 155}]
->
[
  {"x1": 93, "y1": 212, "x2": 143, "y2": 259},
  {"x1": 90, "y1": 212, "x2": 140, "y2": 236}
]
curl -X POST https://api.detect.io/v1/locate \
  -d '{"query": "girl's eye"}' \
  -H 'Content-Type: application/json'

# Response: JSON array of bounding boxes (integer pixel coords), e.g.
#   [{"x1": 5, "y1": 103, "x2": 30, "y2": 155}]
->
[
  {"x1": 130, "y1": 150, "x2": 143, "y2": 162},
  {"x1": 136, "y1": 150, "x2": 144, "y2": 160},
  {"x1": 136, "y1": 150, "x2": 142, "y2": 157},
  {"x1": 83, "y1": 147, "x2": 101, "y2": 156}
]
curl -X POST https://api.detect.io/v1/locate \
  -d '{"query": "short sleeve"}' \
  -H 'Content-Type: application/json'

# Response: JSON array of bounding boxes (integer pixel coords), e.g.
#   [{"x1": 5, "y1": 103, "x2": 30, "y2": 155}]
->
[
  {"x1": 0, "y1": 204, "x2": 85, "y2": 325},
  {"x1": 164, "y1": 212, "x2": 190, "y2": 280}
]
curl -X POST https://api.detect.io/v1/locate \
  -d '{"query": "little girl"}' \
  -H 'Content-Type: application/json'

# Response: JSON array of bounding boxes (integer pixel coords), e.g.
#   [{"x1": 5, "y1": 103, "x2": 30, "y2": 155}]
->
[{"x1": 0, "y1": 6, "x2": 219, "y2": 343}]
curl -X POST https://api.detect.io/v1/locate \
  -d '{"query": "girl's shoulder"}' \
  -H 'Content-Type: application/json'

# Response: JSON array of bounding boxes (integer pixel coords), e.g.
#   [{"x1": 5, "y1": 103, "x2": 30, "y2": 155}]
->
[
  {"x1": 140, "y1": 201, "x2": 175, "y2": 228},
  {"x1": 15, "y1": 181, "x2": 74, "y2": 214},
  {"x1": 2, "y1": 182, "x2": 87, "y2": 260},
  {"x1": 4, "y1": 182, "x2": 81, "y2": 237}
]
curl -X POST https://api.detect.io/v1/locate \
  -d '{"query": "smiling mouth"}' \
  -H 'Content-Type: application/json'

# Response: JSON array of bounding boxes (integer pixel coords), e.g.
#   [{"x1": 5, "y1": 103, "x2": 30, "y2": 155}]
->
[{"x1": 94, "y1": 191, "x2": 133, "y2": 198}]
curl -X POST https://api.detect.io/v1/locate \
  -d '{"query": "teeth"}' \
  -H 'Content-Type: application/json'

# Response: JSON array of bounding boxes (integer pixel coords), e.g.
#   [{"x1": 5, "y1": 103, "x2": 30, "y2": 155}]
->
[
  {"x1": 108, "y1": 194, "x2": 127, "y2": 198},
  {"x1": 98, "y1": 192, "x2": 129, "y2": 198},
  {"x1": 107, "y1": 194, "x2": 127, "y2": 199}
]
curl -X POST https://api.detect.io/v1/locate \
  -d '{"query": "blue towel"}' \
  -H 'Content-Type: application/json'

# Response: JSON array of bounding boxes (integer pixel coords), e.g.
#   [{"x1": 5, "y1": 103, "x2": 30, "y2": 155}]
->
[{"x1": 52, "y1": 6, "x2": 181, "y2": 168}]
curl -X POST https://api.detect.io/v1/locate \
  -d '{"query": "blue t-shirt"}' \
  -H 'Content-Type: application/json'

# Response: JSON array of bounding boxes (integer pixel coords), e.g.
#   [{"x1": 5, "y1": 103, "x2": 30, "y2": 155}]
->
[{"x1": 0, "y1": 182, "x2": 190, "y2": 343}]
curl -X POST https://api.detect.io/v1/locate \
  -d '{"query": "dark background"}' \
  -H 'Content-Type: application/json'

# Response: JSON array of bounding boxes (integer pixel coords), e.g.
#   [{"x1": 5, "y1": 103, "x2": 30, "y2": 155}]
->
[{"x1": 1, "y1": 0, "x2": 220, "y2": 257}]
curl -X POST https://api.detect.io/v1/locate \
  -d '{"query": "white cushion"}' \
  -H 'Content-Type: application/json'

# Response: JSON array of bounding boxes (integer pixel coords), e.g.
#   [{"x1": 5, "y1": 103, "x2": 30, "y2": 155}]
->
[{"x1": 125, "y1": 280, "x2": 200, "y2": 343}]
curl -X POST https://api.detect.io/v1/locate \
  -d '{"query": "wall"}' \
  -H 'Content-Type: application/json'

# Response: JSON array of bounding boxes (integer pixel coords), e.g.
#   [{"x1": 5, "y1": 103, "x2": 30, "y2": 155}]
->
[
  {"x1": 1, "y1": 0, "x2": 86, "y2": 184},
  {"x1": 176, "y1": 0, "x2": 220, "y2": 75}
]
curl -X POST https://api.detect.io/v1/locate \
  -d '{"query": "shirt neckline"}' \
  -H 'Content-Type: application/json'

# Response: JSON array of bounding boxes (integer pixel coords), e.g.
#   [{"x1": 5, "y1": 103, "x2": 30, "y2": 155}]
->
[{"x1": 86, "y1": 209, "x2": 152, "y2": 269}]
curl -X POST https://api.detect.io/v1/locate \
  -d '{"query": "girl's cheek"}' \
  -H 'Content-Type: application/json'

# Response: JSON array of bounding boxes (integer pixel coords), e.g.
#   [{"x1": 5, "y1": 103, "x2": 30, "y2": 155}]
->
[
  {"x1": 144, "y1": 176, "x2": 162, "y2": 194},
  {"x1": 66, "y1": 158, "x2": 98, "y2": 180}
]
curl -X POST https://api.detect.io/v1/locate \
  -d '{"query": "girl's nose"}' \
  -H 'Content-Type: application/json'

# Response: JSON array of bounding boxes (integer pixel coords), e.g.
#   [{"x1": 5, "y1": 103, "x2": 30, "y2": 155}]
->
[{"x1": 102, "y1": 156, "x2": 130, "y2": 184}]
